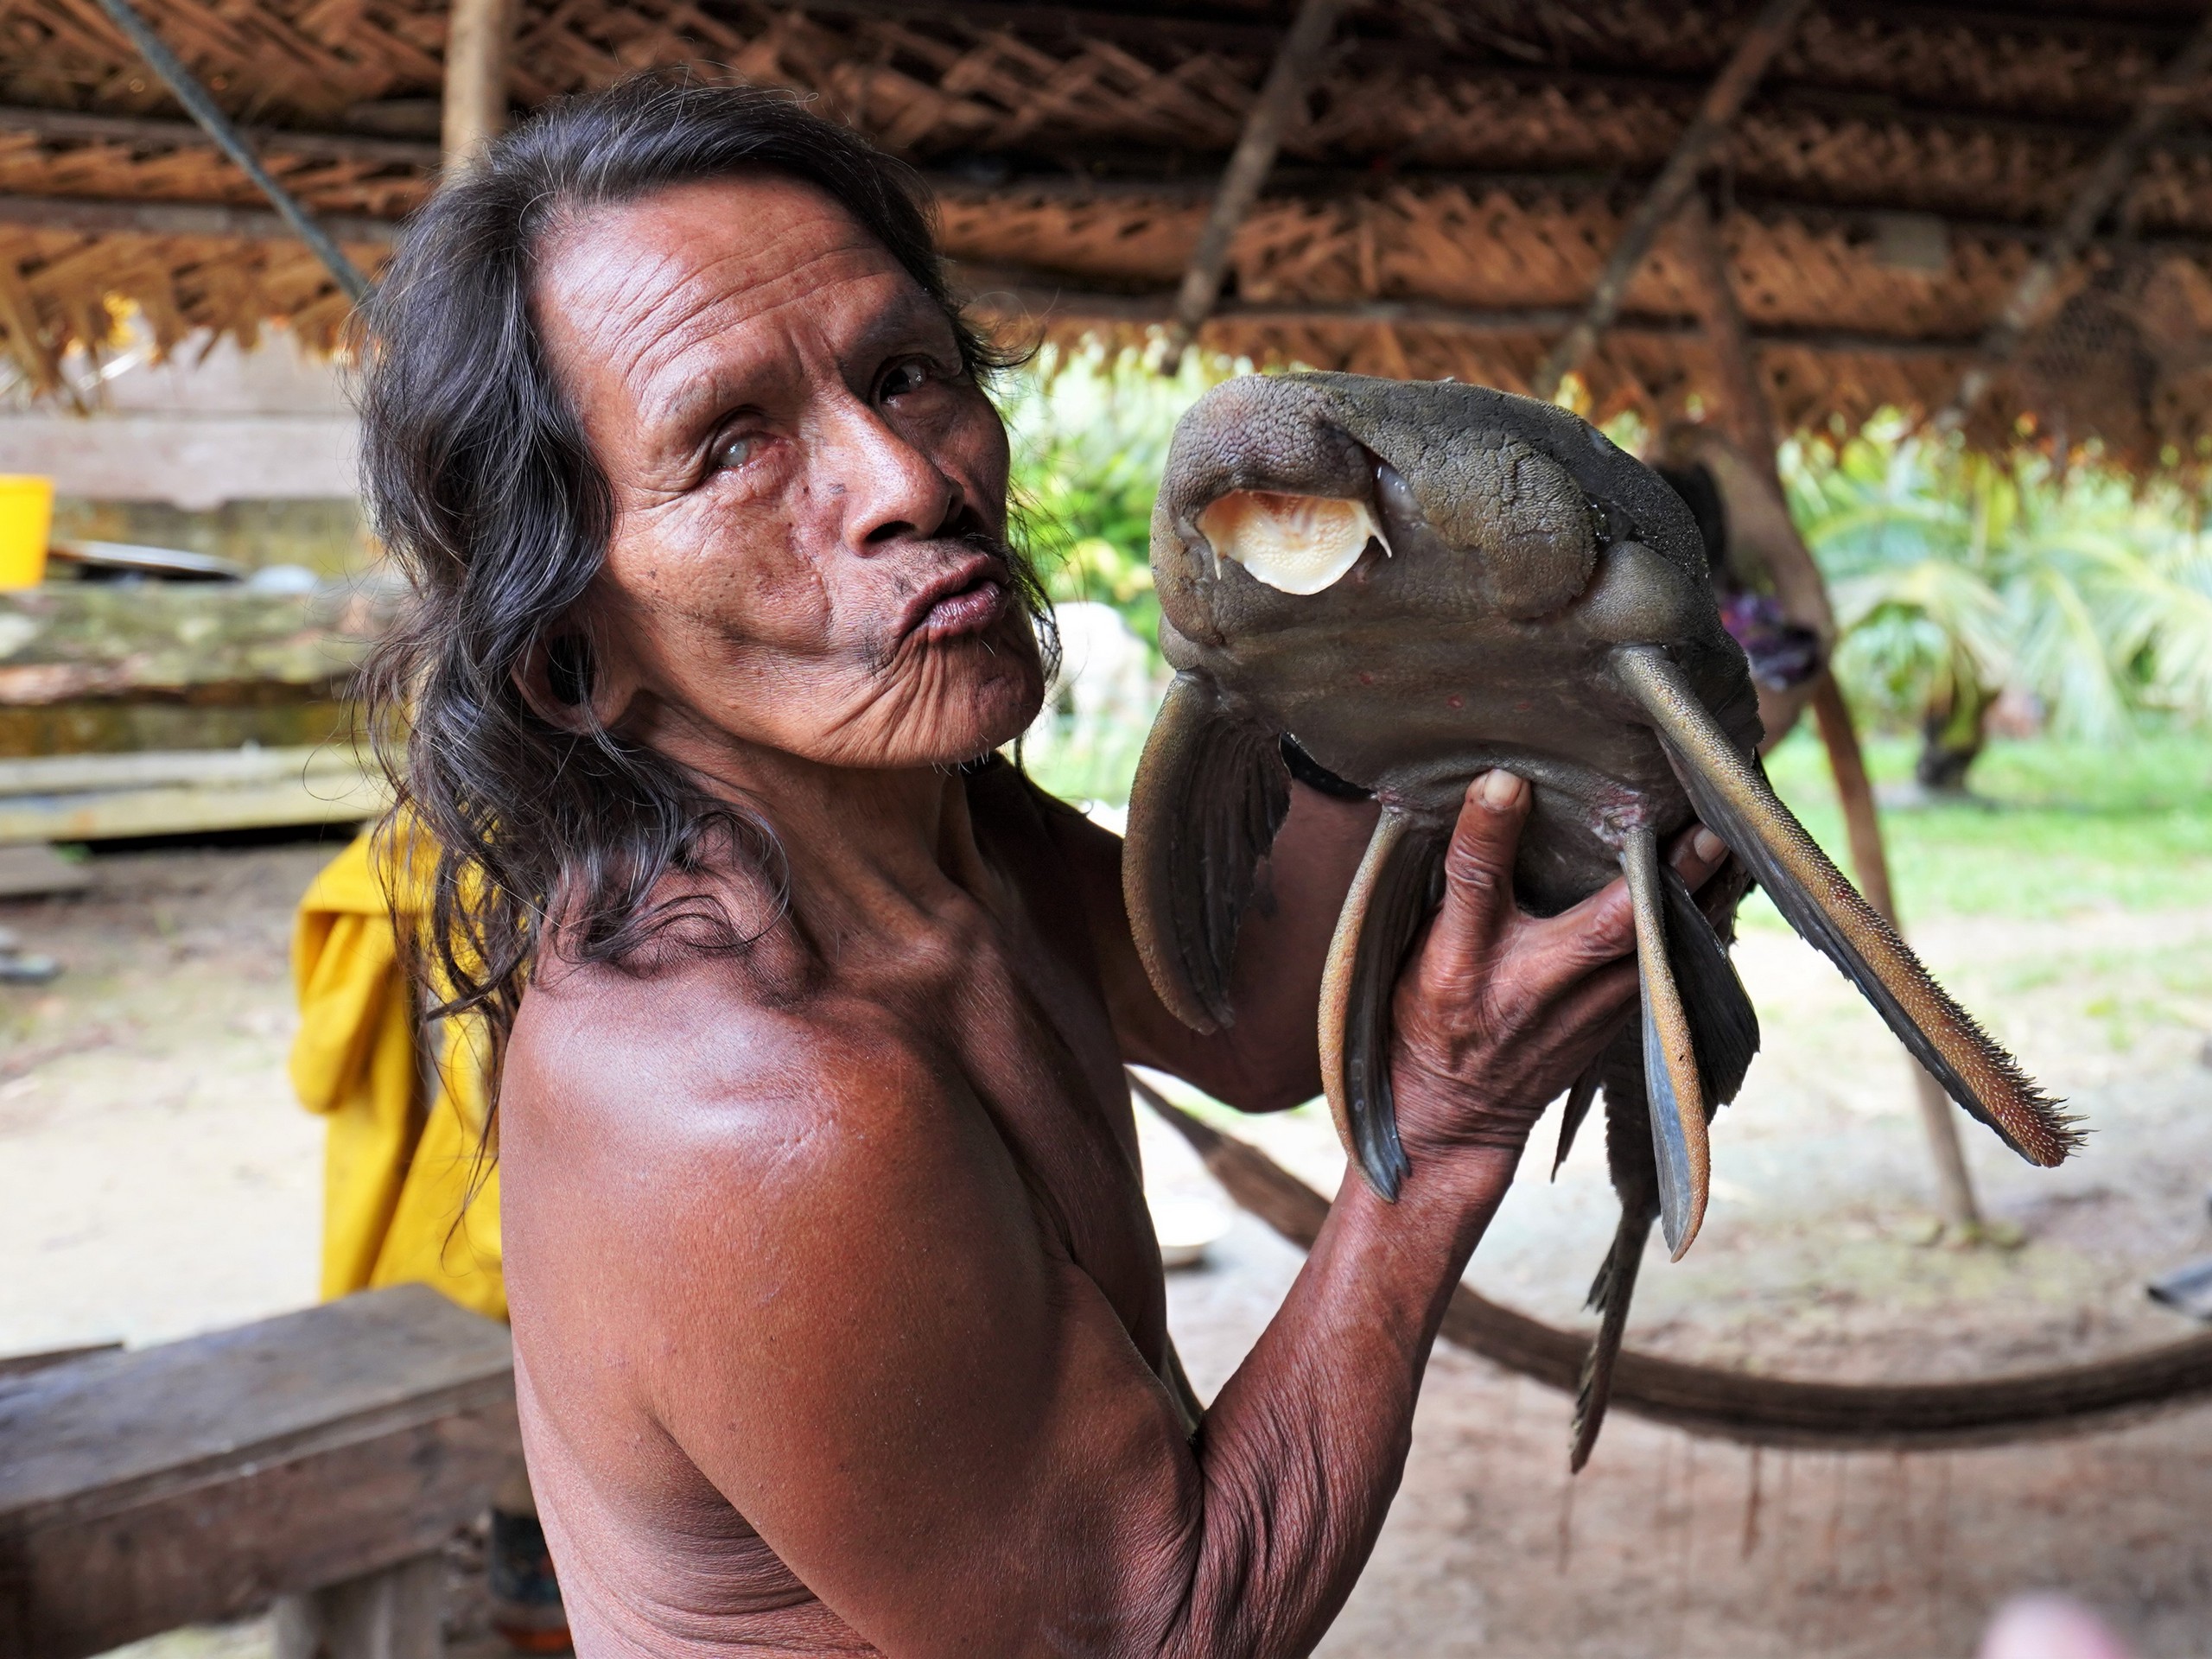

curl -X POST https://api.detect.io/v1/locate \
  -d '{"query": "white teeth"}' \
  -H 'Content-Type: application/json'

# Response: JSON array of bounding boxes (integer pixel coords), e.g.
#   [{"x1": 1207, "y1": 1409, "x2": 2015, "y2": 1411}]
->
[{"x1": 1196, "y1": 491, "x2": 1389, "y2": 595}]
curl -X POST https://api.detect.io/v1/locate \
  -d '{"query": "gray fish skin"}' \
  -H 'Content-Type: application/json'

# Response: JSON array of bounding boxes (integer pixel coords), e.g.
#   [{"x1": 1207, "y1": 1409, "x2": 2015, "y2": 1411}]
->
[{"x1": 1150, "y1": 371, "x2": 1764, "y2": 915}]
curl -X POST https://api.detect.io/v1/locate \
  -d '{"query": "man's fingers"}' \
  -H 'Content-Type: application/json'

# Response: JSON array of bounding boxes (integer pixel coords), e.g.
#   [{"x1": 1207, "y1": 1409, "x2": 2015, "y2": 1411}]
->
[
  {"x1": 1421, "y1": 771, "x2": 1530, "y2": 980},
  {"x1": 1519, "y1": 868, "x2": 1637, "y2": 980},
  {"x1": 1668, "y1": 823, "x2": 1729, "y2": 892}
]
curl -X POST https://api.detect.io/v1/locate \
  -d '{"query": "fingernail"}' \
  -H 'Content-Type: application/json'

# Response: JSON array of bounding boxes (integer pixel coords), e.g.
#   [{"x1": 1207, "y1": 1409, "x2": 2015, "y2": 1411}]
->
[
  {"x1": 1478, "y1": 769, "x2": 1523, "y2": 810},
  {"x1": 1693, "y1": 828, "x2": 1725, "y2": 863}
]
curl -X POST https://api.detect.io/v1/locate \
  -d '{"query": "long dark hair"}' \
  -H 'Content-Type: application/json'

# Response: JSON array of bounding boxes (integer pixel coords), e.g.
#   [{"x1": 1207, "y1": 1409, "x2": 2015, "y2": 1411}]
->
[{"x1": 356, "y1": 73, "x2": 1039, "y2": 1065}]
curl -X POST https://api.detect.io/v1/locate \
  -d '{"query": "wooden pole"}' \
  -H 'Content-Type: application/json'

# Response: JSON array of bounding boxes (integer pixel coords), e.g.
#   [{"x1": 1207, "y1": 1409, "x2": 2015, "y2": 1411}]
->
[
  {"x1": 1677, "y1": 197, "x2": 1986, "y2": 1236},
  {"x1": 1159, "y1": 0, "x2": 1351, "y2": 372},
  {"x1": 89, "y1": 0, "x2": 372, "y2": 302},
  {"x1": 442, "y1": 0, "x2": 518, "y2": 168},
  {"x1": 1529, "y1": 0, "x2": 1810, "y2": 403},
  {"x1": 1943, "y1": 3, "x2": 2212, "y2": 425}
]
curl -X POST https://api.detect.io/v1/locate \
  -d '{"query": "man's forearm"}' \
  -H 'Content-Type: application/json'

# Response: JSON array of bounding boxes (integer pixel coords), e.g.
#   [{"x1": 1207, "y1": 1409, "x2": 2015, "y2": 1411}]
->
[{"x1": 1160, "y1": 1152, "x2": 1516, "y2": 1659}]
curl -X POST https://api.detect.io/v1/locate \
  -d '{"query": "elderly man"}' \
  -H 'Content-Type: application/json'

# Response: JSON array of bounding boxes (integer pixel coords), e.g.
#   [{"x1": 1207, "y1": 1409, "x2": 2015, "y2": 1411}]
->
[{"x1": 359, "y1": 75, "x2": 1722, "y2": 1658}]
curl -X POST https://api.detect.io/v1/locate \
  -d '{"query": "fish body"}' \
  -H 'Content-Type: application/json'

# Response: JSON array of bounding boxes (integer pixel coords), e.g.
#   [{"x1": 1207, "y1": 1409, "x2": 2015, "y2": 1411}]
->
[{"x1": 1123, "y1": 371, "x2": 2077, "y2": 1465}]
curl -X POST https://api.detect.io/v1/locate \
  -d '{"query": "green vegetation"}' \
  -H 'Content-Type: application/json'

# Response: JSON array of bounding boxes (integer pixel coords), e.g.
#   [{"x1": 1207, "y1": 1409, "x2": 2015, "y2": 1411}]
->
[
  {"x1": 1001, "y1": 345, "x2": 1235, "y2": 662},
  {"x1": 1757, "y1": 727, "x2": 2212, "y2": 922},
  {"x1": 1788, "y1": 421, "x2": 2212, "y2": 786}
]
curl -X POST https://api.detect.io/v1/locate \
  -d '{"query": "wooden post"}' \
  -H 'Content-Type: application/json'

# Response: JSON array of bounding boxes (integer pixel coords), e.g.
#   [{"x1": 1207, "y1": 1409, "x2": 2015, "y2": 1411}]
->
[
  {"x1": 272, "y1": 1556, "x2": 444, "y2": 1659},
  {"x1": 1677, "y1": 197, "x2": 1986, "y2": 1236},
  {"x1": 1529, "y1": 0, "x2": 1810, "y2": 402},
  {"x1": 442, "y1": 0, "x2": 518, "y2": 168},
  {"x1": 1159, "y1": 0, "x2": 1351, "y2": 372}
]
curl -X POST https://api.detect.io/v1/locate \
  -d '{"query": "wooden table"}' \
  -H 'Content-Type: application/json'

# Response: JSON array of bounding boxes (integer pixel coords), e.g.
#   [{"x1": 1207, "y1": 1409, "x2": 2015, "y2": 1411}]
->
[{"x1": 0, "y1": 1285, "x2": 521, "y2": 1659}]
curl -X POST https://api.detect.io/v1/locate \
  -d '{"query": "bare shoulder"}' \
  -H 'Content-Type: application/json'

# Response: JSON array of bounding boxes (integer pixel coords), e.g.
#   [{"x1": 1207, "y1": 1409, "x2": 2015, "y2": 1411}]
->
[{"x1": 502, "y1": 942, "x2": 1016, "y2": 1243}]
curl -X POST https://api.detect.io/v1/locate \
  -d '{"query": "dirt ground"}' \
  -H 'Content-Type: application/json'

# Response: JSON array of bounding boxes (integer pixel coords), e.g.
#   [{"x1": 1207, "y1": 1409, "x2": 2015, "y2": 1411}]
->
[{"x1": 8, "y1": 845, "x2": 2212, "y2": 1658}]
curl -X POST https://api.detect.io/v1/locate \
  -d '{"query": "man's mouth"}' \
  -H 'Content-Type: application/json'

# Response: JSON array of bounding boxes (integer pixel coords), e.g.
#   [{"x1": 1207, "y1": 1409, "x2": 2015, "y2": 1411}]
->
[{"x1": 902, "y1": 556, "x2": 1011, "y2": 642}]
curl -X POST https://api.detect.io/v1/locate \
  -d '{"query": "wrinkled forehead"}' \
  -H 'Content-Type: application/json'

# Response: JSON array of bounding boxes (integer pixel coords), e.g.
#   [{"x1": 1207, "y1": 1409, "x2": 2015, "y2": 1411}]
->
[{"x1": 529, "y1": 175, "x2": 941, "y2": 430}]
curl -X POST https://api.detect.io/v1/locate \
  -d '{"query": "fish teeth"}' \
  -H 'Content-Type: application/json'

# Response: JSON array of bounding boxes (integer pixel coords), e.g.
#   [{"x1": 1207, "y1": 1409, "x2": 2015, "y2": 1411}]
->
[{"x1": 1196, "y1": 491, "x2": 1389, "y2": 596}]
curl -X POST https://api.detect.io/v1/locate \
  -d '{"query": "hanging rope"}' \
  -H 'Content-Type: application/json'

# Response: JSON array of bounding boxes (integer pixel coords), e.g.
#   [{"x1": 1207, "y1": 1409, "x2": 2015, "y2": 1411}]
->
[{"x1": 1131, "y1": 1073, "x2": 2212, "y2": 1451}]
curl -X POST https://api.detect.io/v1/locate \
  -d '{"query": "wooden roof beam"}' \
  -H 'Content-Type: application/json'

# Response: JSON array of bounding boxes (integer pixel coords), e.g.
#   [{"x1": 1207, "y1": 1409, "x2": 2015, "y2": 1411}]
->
[
  {"x1": 1944, "y1": 3, "x2": 2212, "y2": 425},
  {"x1": 1158, "y1": 0, "x2": 1351, "y2": 373},
  {"x1": 0, "y1": 192, "x2": 398, "y2": 245},
  {"x1": 87, "y1": 0, "x2": 372, "y2": 302},
  {"x1": 955, "y1": 270, "x2": 1969, "y2": 359},
  {"x1": 0, "y1": 105, "x2": 438, "y2": 168},
  {"x1": 1529, "y1": 0, "x2": 1812, "y2": 403}
]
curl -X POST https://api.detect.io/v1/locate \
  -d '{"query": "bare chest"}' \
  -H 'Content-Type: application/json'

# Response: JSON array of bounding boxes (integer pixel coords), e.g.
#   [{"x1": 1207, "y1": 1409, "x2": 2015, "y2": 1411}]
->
[{"x1": 840, "y1": 893, "x2": 1170, "y2": 1369}]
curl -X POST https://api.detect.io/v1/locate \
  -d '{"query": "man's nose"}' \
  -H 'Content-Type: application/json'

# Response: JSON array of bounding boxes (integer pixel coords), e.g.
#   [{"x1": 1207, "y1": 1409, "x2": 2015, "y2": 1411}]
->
[{"x1": 827, "y1": 401, "x2": 963, "y2": 549}]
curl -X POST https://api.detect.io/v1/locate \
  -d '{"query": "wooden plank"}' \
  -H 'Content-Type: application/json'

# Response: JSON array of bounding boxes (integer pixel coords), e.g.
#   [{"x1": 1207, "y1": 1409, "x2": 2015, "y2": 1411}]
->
[
  {"x1": 273, "y1": 1555, "x2": 444, "y2": 1659},
  {"x1": 0, "y1": 843, "x2": 91, "y2": 897},
  {"x1": 0, "y1": 585, "x2": 393, "y2": 703},
  {"x1": 0, "y1": 1286, "x2": 518, "y2": 1659},
  {"x1": 0, "y1": 1343, "x2": 120, "y2": 1381},
  {"x1": 0, "y1": 745, "x2": 368, "y2": 798},
  {"x1": 0, "y1": 770, "x2": 384, "y2": 843}
]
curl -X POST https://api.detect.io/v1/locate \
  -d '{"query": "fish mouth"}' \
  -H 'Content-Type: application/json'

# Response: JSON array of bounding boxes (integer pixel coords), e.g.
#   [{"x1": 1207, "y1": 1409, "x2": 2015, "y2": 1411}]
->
[
  {"x1": 896, "y1": 552, "x2": 1011, "y2": 643},
  {"x1": 1194, "y1": 452, "x2": 1395, "y2": 596}
]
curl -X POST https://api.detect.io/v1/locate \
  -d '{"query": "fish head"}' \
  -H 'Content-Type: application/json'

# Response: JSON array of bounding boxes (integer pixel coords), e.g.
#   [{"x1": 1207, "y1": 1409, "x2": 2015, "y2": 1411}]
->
[
  {"x1": 1151, "y1": 372, "x2": 1742, "y2": 800},
  {"x1": 1154, "y1": 371, "x2": 1714, "y2": 647}
]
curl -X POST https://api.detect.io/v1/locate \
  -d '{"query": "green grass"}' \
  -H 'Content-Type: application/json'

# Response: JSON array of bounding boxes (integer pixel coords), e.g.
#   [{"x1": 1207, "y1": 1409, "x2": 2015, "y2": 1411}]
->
[
  {"x1": 1755, "y1": 728, "x2": 2212, "y2": 921},
  {"x1": 1015, "y1": 689, "x2": 2212, "y2": 922}
]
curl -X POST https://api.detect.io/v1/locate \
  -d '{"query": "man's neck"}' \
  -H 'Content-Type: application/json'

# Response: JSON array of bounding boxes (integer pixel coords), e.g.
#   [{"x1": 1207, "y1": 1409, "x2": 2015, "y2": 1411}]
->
[{"x1": 635, "y1": 705, "x2": 1000, "y2": 924}]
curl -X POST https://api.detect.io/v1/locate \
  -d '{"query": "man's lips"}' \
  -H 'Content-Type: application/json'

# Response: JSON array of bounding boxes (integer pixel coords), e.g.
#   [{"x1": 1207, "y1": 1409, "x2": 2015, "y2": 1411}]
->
[{"x1": 900, "y1": 556, "x2": 1011, "y2": 642}]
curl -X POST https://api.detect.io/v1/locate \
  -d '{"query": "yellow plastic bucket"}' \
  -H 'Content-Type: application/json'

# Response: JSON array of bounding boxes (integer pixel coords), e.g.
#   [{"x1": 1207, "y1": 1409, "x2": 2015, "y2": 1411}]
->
[{"x1": 0, "y1": 475, "x2": 53, "y2": 590}]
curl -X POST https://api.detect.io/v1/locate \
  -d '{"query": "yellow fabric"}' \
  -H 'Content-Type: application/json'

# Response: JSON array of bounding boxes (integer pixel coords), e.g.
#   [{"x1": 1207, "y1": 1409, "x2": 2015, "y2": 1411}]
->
[{"x1": 291, "y1": 823, "x2": 506, "y2": 1321}]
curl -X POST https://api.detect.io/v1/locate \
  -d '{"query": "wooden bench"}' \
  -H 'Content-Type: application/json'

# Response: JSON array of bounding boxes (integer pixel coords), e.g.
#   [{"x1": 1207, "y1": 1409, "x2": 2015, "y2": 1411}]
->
[{"x1": 0, "y1": 1284, "x2": 521, "y2": 1659}]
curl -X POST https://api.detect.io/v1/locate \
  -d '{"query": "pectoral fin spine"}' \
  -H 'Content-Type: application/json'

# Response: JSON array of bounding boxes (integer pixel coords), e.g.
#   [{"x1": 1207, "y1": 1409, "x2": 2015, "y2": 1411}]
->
[
  {"x1": 1611, "y1": 645, "x2": 2077, "y2": 1168},
  {"x1": 1622, "y1": 824, "x2": 1711, "y2": 1259}
]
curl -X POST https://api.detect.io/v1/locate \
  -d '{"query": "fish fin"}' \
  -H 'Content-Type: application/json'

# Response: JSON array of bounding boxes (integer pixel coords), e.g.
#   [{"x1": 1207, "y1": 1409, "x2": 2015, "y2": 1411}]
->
[
  {"x1": 1551, "y1": 1059, "x2": 1604, "y2": 1179},
  {"x1": 1611, "y1": 645, "x2": 2079, "y2": 1167},
  {"x1": 1123, "y1": 672, "x2": 1292, "y2": 1033},
  {"x1": 1662, "y1": 864, "x2": 1761, "y2": 1108},
  {"x1": 1622, "y1": 825, "x2": 1710, "y2": 1259},
  {"x1": 1572, "y1": 1050, "x2": 1662, "y2": 1472},
  {"x1": 1319, "y1": 807, "x2": 1446, "y2": 1200}
]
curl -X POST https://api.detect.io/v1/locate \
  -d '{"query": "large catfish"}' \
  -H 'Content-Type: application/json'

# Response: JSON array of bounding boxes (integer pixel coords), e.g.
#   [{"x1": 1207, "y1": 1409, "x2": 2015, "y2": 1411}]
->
[{"x1": 1122, "y1": 372, "x2": 2078, "y2": 1465}]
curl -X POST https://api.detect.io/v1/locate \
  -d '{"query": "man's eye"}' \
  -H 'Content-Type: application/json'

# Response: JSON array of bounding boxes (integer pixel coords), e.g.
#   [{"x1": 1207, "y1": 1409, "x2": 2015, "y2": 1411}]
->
[
  {"x1": 880, "y1": 360, "x2": 933, "y2": 400},
  {"x1": 711, "y1": 434, "x2": 755, "y2": 471}
]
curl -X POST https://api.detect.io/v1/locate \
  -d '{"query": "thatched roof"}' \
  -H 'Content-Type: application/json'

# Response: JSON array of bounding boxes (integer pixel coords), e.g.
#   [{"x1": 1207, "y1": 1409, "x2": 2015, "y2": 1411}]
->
[{"x1": 7, "y1": 2, "x2": 2212, "y2": 465}]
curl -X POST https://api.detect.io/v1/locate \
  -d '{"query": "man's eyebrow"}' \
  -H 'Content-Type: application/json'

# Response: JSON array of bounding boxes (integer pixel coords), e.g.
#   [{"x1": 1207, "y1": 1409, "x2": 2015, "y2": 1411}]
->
[
  {"x1": 840, "y1": 288, "x2": 962, "y2": 375},
  {"x1": 641, "y1": 353, "x2": 774, "y2": 442}
]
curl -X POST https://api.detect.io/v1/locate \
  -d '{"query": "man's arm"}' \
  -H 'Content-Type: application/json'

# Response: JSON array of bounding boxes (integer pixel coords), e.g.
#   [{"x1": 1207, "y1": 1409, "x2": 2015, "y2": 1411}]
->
[
  {"x1": 1065, "y1": 778, "x2": 1380, "y2": 1111},
  {"x1": 590, "y1": 776, "x2": 1704, "y2": 1657}
]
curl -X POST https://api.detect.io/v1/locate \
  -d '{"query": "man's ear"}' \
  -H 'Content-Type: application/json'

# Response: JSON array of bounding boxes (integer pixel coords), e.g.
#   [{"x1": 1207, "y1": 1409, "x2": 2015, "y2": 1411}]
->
[{"x1": 513, "y1": 630, "x2": 640, "y2": 733}]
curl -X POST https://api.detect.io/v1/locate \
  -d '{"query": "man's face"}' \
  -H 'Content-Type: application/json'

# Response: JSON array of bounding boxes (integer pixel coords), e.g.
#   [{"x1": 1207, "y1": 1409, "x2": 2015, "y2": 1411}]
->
[{"x1": 533, "y1": 175, "x2": 1043, "y2": 773}]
